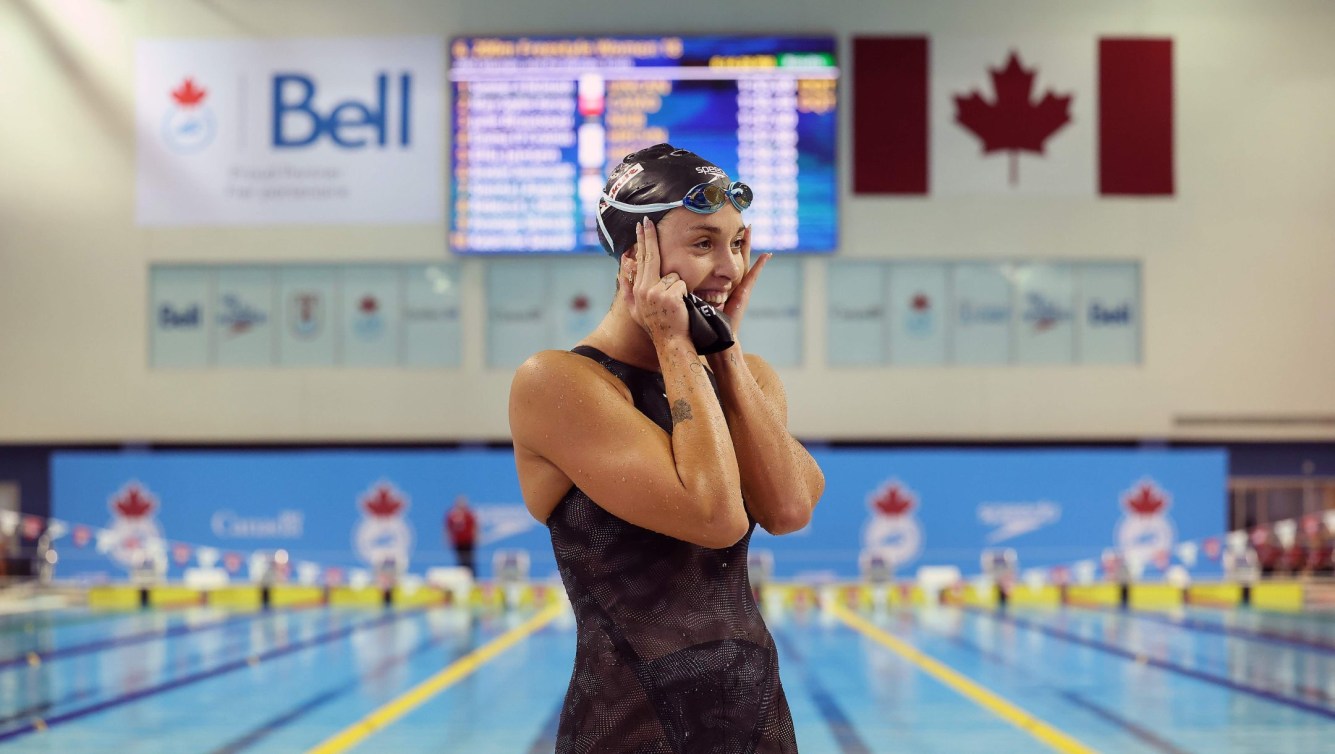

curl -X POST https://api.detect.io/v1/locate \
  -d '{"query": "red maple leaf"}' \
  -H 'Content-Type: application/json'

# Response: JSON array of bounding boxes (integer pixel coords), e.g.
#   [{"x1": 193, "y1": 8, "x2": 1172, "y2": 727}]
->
[
  {"x1": 114, "y1": 486, "x2": 156, "y2": 519},
  {"x1": 1124, "y1": 483, "x2": 1166, "y2": 516},
  {"x1": 872, "y1": 484, "x2": 915, "y2": 516},
  {"x1": 171, "y1": 78, "x2": 208, "y2": 108},
  {"x1": 363, "y1": 485, "x2": 404, "y2": 517},
  {"x1": 911, "y1": 293, "x2": 930, "y2": 312},
  {"x1": 1202, "y1": 537, "x2": 1221, "y2": 560},
  {"x1": 172, "y1": 542, "x2": 193, "y2": 566},
  {"x1": 359, "y1": 296, "x2": 378, "y2": 314},
  {"x1": 954, "y1": 51, "x2": 1072, "y2": 186}
]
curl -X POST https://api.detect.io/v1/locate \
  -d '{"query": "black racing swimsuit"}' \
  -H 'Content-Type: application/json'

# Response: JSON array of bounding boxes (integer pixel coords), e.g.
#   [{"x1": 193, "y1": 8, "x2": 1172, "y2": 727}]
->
[{"x1": 547, "y1": 345, "x2": 797, "y2": 754}]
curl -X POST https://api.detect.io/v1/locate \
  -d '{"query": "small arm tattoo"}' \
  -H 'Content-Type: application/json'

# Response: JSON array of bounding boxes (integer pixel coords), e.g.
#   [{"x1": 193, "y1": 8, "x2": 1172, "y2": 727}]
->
[{"x1": 670, "y1": 399, "x2": 694, "y2": 425}]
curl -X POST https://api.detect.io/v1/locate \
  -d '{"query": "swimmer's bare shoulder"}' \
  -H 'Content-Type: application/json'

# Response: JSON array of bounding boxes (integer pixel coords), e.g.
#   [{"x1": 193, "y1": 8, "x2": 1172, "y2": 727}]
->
[
  {"x1": 509, "y1": 349, "x2": 746, "y2": 548},
  {"x1": 510, "y1": 350, "x2": 627, "y2": 523}
]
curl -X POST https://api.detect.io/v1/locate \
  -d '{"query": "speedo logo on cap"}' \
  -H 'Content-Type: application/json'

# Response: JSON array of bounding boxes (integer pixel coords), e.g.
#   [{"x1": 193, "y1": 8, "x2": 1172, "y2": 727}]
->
[{"x1": 695, "y1": 166, "x2": 727, "y2": 177}]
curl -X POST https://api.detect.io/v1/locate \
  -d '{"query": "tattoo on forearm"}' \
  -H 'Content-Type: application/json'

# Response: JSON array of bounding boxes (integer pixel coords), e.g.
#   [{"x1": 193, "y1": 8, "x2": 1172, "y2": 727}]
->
[
  {"x1": 689, "y1": 361, "x2": 704, "y2": 374},
  {"x1": 670, "y1": 399, "x2": 694, "y2": 425}
]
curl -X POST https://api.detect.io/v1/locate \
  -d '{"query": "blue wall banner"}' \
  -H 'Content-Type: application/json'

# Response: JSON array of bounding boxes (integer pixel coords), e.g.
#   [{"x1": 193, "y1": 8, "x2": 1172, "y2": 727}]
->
[
  {"x1": 53, "y1": 448, "x2": 1226, "y2": 583},
  {"x1": 52, "y1": 450, "x2": 545, "y2": 581},
  {"x1": 775, "y1": 448, "x2": 1228, "y2": 579}
]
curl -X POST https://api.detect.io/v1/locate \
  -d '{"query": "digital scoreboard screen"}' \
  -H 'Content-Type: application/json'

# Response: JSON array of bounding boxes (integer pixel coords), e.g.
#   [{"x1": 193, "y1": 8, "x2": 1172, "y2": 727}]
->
[{"x1": 449, "y1": 36, "x2": 838, "y2": 255}]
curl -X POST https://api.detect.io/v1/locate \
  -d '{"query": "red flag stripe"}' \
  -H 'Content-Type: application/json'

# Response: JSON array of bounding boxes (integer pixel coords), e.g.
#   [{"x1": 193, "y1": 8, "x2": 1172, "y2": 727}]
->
[
  {"x1": 853, "y1": 36, "x2": 929, "y2": 194},
  {"x1": 1098, "y1": 38, "x2": 1174, "y2": 195}
]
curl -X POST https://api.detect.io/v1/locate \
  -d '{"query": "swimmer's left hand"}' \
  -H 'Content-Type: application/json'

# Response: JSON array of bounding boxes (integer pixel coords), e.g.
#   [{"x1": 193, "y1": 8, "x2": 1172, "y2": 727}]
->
[{"x1": 721, "y1": 226, "x2": 770, "y2": 337}]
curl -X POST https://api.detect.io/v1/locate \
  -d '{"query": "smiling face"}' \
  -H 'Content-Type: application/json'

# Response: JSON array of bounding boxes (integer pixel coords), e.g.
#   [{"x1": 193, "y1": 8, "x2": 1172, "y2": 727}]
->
[{"x1": 643, "y1": 204, "x2": 747, "y2": 306}]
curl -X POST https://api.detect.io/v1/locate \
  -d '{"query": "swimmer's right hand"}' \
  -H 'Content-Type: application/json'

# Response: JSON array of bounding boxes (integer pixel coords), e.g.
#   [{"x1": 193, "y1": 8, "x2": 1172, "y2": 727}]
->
[{"x1": 631, "y1": 218, "x2": 691, "y2": 343}]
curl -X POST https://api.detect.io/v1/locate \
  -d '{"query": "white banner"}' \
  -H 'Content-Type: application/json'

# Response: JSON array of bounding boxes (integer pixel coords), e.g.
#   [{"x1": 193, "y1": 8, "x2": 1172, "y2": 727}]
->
[
  {"x1": 136, "y1": 37, "x2": 443, "y2": 226},
  {"x1": 1078, "y1": 264, "x2": 1140, "y2": 364},
  {"x1": 1014, "y1": 263, "x2": 1076, "y2": 364},
  {"x1": 742, "y1": 257, "x2": 803, "y2": 368},
  {"x1": 827, "y1": 262, "x2": 887, "y2": 366},
  {"x1": 950, "y1": 264, "x2": 1012, "y2": 364},
  {"x1": 888, "y1": 263, "x2": 948, "y2": 366}
]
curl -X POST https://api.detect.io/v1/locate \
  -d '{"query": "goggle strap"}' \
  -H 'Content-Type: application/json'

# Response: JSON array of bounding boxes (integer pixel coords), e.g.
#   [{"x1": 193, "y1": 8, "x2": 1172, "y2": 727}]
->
[
  {"x1": 596, "y1": 203, "x2": 617, "y2": 256},
  {"x1": 600, "y1": 194, "x2": 683, "y2": 214}
]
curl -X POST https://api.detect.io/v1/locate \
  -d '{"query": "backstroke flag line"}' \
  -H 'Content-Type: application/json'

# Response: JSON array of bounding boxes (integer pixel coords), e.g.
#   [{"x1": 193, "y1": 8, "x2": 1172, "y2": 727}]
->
[{"x1": 853, "y1": 36, "x2": 1173, "y2": 196}]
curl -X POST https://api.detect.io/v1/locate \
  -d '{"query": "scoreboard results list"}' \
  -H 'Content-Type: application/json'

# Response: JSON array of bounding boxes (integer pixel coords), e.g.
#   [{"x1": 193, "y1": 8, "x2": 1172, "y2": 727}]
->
[{"x1": 449, "y1": 36, "x2": 838, "y2": 255}]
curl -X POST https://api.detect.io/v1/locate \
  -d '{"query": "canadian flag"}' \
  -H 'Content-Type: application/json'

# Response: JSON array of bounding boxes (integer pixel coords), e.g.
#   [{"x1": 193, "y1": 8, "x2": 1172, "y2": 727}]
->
[{"x1": 853, "y1": 36, "x2": 1173, "y2": 195}]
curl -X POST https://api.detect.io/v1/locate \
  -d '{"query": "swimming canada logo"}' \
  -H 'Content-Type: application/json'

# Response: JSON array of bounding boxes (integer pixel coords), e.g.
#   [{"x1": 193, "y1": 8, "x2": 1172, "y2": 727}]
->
[
  {"x1": 353, "y1": 482, "x2": 415, "y2": 572},
  {"x1": 906, "y1": 292, "x2": 934, "y2": 337},
  {"x1": 161, "y1": 77, "x2": 217, "y2": 154},
  {"x1": 100, "y1": 482, "x2": 166, "y2": 570},
  {"x1": 860, "y1": 480, "x2": 924, "y2": 568},
  {"x1": 1114, "y1": 479, "x2": 1176, "y2": 565},
  {"x1": 352, "y1": 295, "x2": 383, "y2": 340},
  {"x1": 566, "y1": 293, "x2": 593, "y2": 334}
]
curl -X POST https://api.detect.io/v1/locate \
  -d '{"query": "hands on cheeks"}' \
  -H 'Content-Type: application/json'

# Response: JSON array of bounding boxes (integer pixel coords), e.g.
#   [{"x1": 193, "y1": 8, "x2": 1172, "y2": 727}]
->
[
  {"x1": 621, "y1": 219, "x2": 772, "y2": 345},
  {"x1": 626, "y1": 218, "x2": 690, "y2": 342},
  {"x1": 720, "y1": 226, "x2": 771, "y2": 338}
]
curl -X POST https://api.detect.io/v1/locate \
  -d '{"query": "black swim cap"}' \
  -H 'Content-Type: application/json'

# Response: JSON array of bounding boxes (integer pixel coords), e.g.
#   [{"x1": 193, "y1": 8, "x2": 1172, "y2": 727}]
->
[{"x1": 597, "y1": 143, "x2": 731, "y2": 258}]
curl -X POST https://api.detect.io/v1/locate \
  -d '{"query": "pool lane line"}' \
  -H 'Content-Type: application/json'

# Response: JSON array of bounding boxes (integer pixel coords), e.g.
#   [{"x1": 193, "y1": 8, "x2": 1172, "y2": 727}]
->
[
  {"x1": 771, "y1": 628, "x2": 874, "y2": 754},
  {"x1": 206, "y1": 622, "x2": 478, "y2": 754},
  {"x1": 0, "y1": 688, "x2": 100, "y2": 729},
  {"x1": 0, "y1": 610, "x2": 129, "y2": 636},
  {"x1": 0, "y1": 609, "x2": 421, "y2": 744},
  {"x1": 0, "y1": 608, "x2": 297, "y2": 670},
  {"x1": 888, "y1": 610, "x2": 1197, "y2": 754},
  {"x1": 1064, "y1": 604, "x2": 1335, "y2": 655},
  {"x1": 0, "y1": 630, "x2": 256, "y2": 730},
  {"x1": 971, "y1": 608, "x2": 1335, "y2": 721},
  {"x1": 523, "y1": 698, "x2": 565, "y2": 754},
  {"x1": 827, "y1": 601, "x2": 1100, "y2": 754},
  {"x1": 1056, "y1": 692, "x2": 1197, "y2": 754},
  {"x1": 305, "y1": 601, "x2": 565, "y2": 754}
]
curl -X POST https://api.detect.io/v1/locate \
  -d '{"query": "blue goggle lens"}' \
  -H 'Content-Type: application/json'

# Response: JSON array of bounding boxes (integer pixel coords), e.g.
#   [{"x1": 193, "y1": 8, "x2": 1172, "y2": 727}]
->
[{"x1": 681, "y1": 182, "x2": 753, "y2": 213}]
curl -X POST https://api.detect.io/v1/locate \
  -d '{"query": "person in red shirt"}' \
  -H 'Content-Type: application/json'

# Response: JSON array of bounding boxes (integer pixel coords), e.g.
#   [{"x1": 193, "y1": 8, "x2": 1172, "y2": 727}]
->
[{"x1": 445, "y1": 494, "x2": 478, "y2": 576}]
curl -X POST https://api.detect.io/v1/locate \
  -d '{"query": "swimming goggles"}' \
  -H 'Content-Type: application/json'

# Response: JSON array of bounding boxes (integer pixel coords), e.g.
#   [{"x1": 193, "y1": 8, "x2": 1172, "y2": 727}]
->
[
  {"x1": 599, "y1": 181, "x2": 752, "y2": 253},
  {"x1": 604, "y1": 181, "x2": 753, "y2": 215}
]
